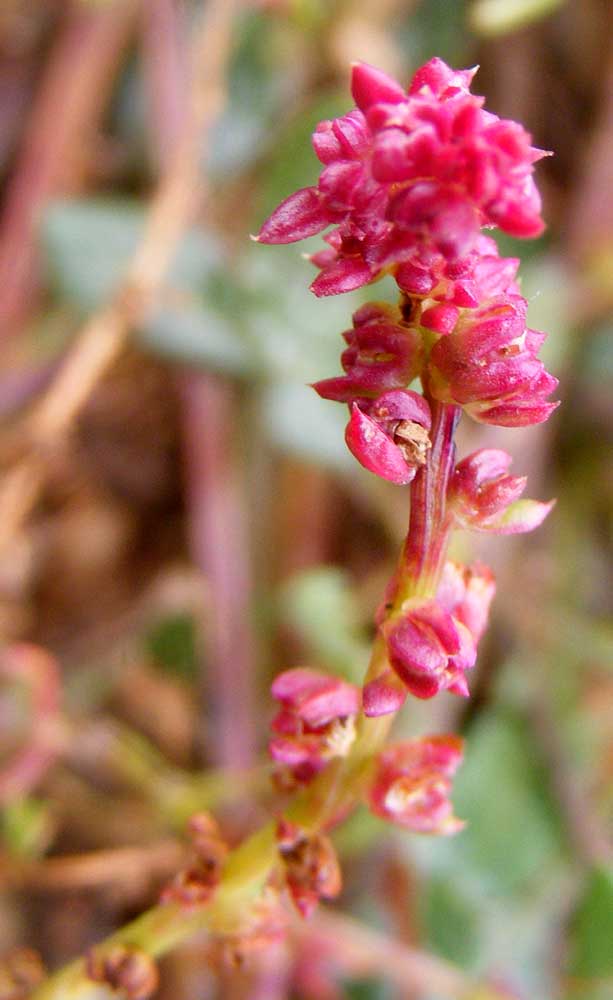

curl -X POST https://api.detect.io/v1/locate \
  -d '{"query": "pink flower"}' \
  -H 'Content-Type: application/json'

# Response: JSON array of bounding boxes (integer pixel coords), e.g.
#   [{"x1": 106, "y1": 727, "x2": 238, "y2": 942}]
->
[
  {"x1": 256, "y1": 58, "x2": 548, "y2": 297},
  {"x1": 448, "y1": 448, "x2": 555, "y2": 533},
  {"x1": 363, "y1": 562, "x2": 495, "y2": 713},
  {"x1": 368, "y1": 735, "x2": 464, "y2": 834},
  {"x1": 428, "y1": 294, "x2": 559, "y2": 426},
  {"x1": 313, "y1": 302, "x2": 421, "y2": 404},
  {"x1": 345, "y1": 390, "x2": 431, "y2": 485},
  {"x1": 270, "y1": 668, "x2": 360, "y2": 785}
]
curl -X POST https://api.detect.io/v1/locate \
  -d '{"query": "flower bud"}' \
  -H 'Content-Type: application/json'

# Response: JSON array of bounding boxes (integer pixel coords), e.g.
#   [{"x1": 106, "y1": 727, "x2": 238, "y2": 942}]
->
[
  {"x1": 270, "y1": 668, "x2": 359, "y2": 786},
  {"x1": 277, "y1": 821, "x2": 341, "y2": 918},
  {"x1": 86, "y1": 947, "x2": 159, "y2": 1000},
  {"x1": 448, "y1": 449, "x2": 555, "y2": 533},
  {"x1": 345, "y1": 390, "x2": 431, "y2": 485},
  {"x1": 313, "y1": 303, "x2": 421, "y2": 403}
]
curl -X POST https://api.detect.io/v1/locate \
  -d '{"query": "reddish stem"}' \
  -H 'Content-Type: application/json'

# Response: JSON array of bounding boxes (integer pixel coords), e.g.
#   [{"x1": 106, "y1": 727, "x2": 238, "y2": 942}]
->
[
  {"x1": 399, "y1": 401, "x2": 460, "y2": 598},
  {"x1": 180, "y1": 374, "x2": 256, "y2": 770}
]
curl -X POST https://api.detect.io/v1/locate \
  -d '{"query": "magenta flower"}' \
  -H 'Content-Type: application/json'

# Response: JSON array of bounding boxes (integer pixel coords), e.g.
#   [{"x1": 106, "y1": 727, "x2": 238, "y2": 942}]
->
[
  {"x1": 345, "y1": 389, "x2": 431, "y2": 485},
  {"x1": 269, "y1": 668, "x2": 360, "y2": 785},
  {"x1": 364, "y1": 562, "x2": 495, "y2": 713},
  {"x1": 448, "y1": 448, "x2": 555, "y2": 533},
  {"x1": 256, "y1": 58, "x2": 548, "y2": 297},
  {"x1": 368, "y1": 735, "x2": 464, "y2": 834},
  {"x1": 428, "y1": 294, "x2": 559, "y2": 426},
  {"x1": 313, "y1": 302, "x2": 421, "y2": 404}
]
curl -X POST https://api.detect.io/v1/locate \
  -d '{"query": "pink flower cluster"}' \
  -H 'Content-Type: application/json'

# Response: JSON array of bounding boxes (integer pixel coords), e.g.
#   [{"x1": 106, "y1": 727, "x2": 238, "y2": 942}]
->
[
  {"x1": 258, "y1": 58, "x2": 558, "y2": 443},
  {"x1": 257, "y1": 59, "x2": 547, "y2": 296}
]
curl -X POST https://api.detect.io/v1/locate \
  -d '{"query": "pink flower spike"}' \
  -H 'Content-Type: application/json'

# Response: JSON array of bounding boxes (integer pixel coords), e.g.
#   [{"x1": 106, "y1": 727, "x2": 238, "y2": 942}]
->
[
  {"x1": 351, "y1": 62, "x2": 406, "y2": 112},
  {"x1": 363, "y1": 671, "x2": 407, "y2": 717},
  {"x1": 368, "y1": 736, "x2": 465, "y2": 834},
  {"x1": 256, "y1": 187, "x2": 330, "y2": 244}
]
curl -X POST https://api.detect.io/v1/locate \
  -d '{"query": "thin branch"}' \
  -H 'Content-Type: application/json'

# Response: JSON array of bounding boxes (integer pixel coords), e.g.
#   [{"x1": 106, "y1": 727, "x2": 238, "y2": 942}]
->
[
  {"x1": 303, "y1": 908, "x2": 506, "y2": 999},
  {"x1": 0, "y1": 0, "x2": 240, "y2": 552},
  {"x1": 0, "y1": 840, "x2": 185, "y2": 893}
]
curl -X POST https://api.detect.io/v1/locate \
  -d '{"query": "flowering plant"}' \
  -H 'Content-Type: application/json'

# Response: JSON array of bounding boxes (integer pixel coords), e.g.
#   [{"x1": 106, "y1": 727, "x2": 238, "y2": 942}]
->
[
  {"x1": 255, "y1": 55, "x2": 557, "y2": 903},
  {"x1": 28, "y1": 56, "x2": 558, "y2": 1000}
]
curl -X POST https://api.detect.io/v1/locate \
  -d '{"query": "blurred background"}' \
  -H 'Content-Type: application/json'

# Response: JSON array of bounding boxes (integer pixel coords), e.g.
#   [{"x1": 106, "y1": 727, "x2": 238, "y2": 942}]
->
[{"x1": 0, "y1": 0, "x2": 611, "y2": 998}]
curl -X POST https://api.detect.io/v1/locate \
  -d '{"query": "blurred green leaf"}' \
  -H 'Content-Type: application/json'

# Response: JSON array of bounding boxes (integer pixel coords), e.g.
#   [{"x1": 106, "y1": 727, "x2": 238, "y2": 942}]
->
[
  {"x1": 421, "y1": 876, "x2": 480, "y2": 967},
  {"x1": 453, "y1": 711, "x2": 565, "y2": 891},
  {"x1": 261, "y1": 382, "x2": 353, "y2": 470},
  {"x1": 568, "y1": 866, "x2": 613, "y2": 978},
  {"x1": 469, "y1": 0, "x2": 564, "y2": 37},
  {"x1": 141, "y1": 303, "x2": 252, "y2": 375},
  {"x1": 279, "y1": 566, "x2": 369, "y2": 679},
  {"x1": 43, "y1": 198, "x2": 222, "y2": 310},
  {"x1": 343, "y1": 979, "x2": 391, "y2": 1000},
  {"x1": 398, "y1": 0, "x2": 471, "y2": 68},
  {"x1": 208, "y1": 11, "x2": 285, "y2": 178}
]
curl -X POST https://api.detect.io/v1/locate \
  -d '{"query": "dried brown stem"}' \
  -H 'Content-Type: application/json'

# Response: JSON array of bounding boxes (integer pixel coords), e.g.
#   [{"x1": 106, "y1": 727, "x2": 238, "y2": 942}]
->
[{"x1": 0, "y1": 0, "x2": 240, "y2": 553}]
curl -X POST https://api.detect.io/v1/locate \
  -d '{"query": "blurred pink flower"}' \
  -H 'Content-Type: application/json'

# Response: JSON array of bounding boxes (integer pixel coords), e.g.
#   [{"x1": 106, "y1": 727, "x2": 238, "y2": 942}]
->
[{"x1": 368, "y1": 735, "x2": 464, "y2": 834}]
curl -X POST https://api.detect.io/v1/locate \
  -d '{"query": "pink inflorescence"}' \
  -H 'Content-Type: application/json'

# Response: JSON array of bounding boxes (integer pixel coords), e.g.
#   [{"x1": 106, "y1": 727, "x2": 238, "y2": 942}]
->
[
  {"x1": 257, "y1": 58, "x2": 548, "y2": 295},
  {"x1": 260, "y1": 58, "x2": 558, "y2": 836},
  {"x1": 258, "y1": 58, "x2": 558, "y2": 436}
]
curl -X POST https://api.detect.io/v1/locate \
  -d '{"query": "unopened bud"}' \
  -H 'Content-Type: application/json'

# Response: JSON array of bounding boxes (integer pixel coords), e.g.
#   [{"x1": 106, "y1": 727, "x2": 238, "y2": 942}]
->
[{"x1": 86, "y1": 946, "x2": 158, "y2": 1000}]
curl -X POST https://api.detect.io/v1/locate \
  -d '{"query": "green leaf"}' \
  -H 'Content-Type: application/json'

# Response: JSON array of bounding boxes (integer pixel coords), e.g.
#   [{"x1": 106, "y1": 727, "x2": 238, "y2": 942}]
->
[
  {"x1": 279, "y1": 566, "x2": 369, "y2": 680},
  {"x1": 421, "y1": 876, "x2": 480, "y2": 967},
  {"x1": 140, "y1": 303, "x2": 252, "y2": 375},
  {"x1": 569, "y1": 866, "x2": 613, "y2": 978},
  {"x1": 208, "y1": 11, "x2": 285, "y2": 179},
  {"x1": 2, "y1": 797, "x2": 55, "y2": 859},
  {"x1": 261, "y1": 381, "x2": 353, "y2": 470},
  {"x1": 343, "y1": 979, "x2": 391, "y2": 1000},
  {"x1": 469, "y1": 0, "x2": 564, "y2": 36},
  {"x1": 453, "y1": 711, "x2": 565, "y2": 891},
  {"x1": 43, "y1": 198, "x2": 223, "y2": 311}
]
